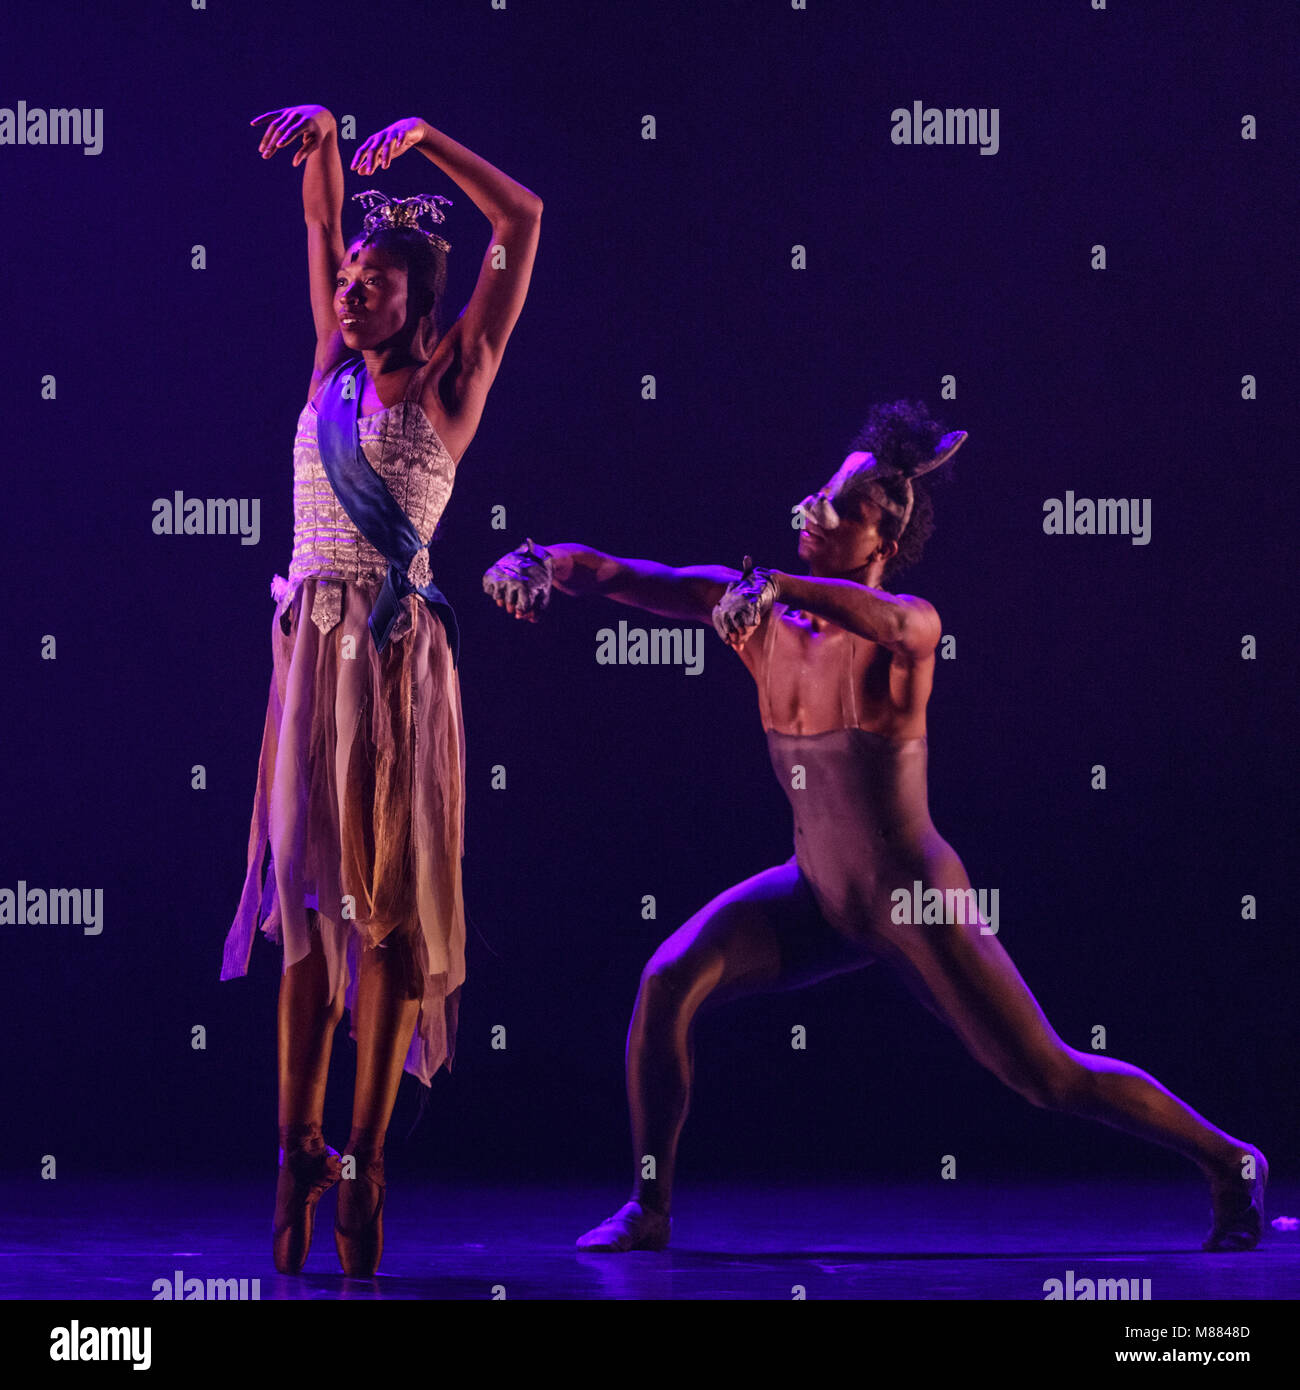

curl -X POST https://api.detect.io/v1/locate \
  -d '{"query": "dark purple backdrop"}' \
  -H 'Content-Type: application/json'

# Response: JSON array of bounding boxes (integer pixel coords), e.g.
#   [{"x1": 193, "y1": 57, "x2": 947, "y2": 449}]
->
[{"x1": 1, "y1": 0, "x2": 1294, "y2": 1187}]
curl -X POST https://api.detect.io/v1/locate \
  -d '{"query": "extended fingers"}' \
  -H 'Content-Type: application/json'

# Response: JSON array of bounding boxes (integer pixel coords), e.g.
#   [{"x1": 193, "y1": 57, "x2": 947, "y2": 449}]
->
[
  {"x1": 261, "y1": 115, "x2": 291, "y2": 153},
  {"x1": 351, "y1": 130, "x2": 406, "y2": 175},
  {"x1": 259, "y1": 112, "x2": 304, "y2": 158},
  {"x1": 352, "y1": 137, "x2": 388, "y2": 175},
  {"x1": 257, "y1": 115, "x2": 287, "y2": 155},
  {"x1": 372, "y1": 138, "x2": 394, "y2": 172}
]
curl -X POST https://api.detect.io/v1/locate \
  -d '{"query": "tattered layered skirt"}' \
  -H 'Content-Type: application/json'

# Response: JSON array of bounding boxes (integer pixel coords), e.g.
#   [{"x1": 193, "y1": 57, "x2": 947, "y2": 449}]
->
[{"x1": 222, "y1": 574, "x2": 466, "y2": 1085}]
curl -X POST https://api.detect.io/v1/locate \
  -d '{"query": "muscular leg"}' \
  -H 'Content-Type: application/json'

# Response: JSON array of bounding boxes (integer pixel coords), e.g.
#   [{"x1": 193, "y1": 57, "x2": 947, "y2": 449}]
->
[
  {"x1": 876, "y1": 899, "x2": 1266, "y2": 1250},
  {"x1": 578, "y1": 859, "x2": 872, "y2": 1250}
]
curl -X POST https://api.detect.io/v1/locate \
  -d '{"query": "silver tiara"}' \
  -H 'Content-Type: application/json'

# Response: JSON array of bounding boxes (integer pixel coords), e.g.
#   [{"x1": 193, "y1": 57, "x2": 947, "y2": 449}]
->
[{"x1": 352, "y1": 189, "x2": 452, "y2": 254}]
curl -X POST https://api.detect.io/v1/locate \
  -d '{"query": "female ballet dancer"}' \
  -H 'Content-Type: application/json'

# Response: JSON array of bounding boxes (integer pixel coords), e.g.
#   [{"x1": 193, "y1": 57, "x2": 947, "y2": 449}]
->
[
  {"x1": 483, "y1": 400, "x2": 1267, "y2": 1255},
  {"x1": 222, "y1": 103, "x2": 541, "y2": 1275}
]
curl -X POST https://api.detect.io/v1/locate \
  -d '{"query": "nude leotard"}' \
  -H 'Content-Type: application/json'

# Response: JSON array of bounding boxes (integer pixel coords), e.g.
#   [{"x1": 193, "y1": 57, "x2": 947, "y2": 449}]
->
[{"x1": 760, "y1": 606, "x2": 968, "y2": 946}]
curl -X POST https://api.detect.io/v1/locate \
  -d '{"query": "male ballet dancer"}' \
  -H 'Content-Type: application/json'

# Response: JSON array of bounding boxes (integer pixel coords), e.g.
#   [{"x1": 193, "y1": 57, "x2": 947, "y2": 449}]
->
[{"x1": 483, "y1": 400, "x2": 1266, "y2": 1254}]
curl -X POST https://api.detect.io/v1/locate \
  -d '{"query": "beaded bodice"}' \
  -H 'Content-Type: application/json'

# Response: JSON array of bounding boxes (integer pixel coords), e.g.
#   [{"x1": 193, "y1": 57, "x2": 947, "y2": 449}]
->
[{"x1": 271, "y1": 393, "x2": 457, "y2": 636}]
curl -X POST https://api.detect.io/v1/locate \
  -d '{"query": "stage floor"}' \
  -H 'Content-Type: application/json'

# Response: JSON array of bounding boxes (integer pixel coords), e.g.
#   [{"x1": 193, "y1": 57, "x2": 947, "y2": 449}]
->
[{"x1": 2, "y1": 1175, "x2": 1294, "y2": 1300}]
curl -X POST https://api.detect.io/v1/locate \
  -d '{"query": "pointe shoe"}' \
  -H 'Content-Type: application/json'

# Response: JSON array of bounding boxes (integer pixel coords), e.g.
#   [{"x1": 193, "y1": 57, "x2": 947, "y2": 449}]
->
[
  {"x1": 576, "y1": 1200, "x2": 671, "y2": 1252},
  {"x1": 1203, "y1": 1146, "x2": 1268, "y2": 1252},
  {"x1": 335, "y1": 1149, "x2": 386, "y2": 1276},
  {"x1": 272, "y1": 1125, "x2": 342, "y2": 1275}
]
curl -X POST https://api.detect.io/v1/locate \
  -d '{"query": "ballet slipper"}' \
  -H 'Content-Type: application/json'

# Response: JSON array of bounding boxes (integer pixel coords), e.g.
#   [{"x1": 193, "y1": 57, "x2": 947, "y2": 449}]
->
[
  {"x1": 1203, "y1": 1146, "x2": 1268, "y2": 1252},
  {"x1": 576, "y1": 1200, "x2": 671, "y2": 1252},
  {"x1": 335, "y1": 1146, "x2": 386, "y2": 1276},
  {"x1": 272, "y1": 1123, "x2": 342, "y2": 1274}
]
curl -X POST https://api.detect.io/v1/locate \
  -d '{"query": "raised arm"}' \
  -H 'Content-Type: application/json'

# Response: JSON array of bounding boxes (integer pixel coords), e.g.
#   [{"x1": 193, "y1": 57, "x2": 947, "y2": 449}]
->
[
  {"x1": 352, "y1": 119, "x2": 541, "y2": 401},
  {"x1": 766, "y1": 571, "x2": 941, "y2": 660},
  {"x1": 410, "y1": 124, "x2": 541, "y2": 378},
  {"x1": 250, "y1": 104, "x2": 347, "y2": 389},
  {"x1": 303, "y1": 130, "x2": 345, "y2": 367}
]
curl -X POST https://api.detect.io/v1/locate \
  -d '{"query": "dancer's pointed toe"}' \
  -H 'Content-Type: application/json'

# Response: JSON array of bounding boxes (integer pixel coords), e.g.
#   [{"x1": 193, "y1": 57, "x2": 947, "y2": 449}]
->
[
  {"x1": 335, "y1": 1148, "x2": 386, "y2": 1276},
  {"x1": 272, "y1": 1125, "x2": 343, "y2": 1275}
]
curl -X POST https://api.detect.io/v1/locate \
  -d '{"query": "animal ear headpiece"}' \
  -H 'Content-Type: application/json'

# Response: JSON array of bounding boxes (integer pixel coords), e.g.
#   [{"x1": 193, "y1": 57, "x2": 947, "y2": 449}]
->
[{"x1": 800, "y1": 430, "x2": 968, "y2": 533}]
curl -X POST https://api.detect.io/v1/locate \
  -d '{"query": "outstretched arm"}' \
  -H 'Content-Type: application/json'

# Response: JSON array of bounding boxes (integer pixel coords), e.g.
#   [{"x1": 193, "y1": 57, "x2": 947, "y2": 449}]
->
[
  {"x1": 766, "y1": 571, "x2": 940, "y2": 659},
  {"x1": 551, "y1": 544, "x2": 740, "y2": 621},
  {"x1": 485, "y1": 541, "x2": 740, "y2": 624}
]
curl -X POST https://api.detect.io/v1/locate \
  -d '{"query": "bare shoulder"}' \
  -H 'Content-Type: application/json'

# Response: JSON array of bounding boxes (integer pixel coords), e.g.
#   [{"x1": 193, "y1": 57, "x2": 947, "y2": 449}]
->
[
  {"x1": 893, "y1": 590, "x2": 940, "y2": 623},
  {"x1": 890, "y1": 590, "x2": 942, "y2": 656}
]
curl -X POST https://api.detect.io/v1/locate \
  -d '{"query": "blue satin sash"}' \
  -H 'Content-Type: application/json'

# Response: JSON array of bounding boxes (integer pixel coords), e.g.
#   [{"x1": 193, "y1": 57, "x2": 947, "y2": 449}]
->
[{"x1": 315, "y1": 354, "x2": 460, "y2": 665}]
